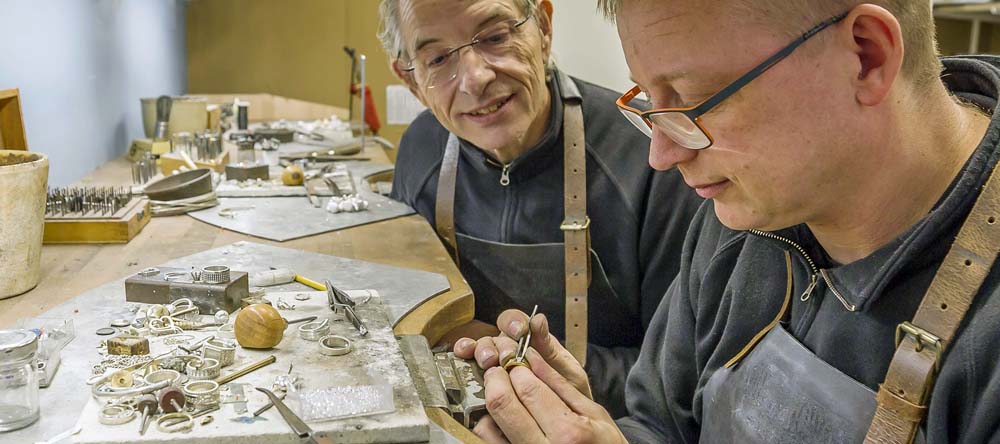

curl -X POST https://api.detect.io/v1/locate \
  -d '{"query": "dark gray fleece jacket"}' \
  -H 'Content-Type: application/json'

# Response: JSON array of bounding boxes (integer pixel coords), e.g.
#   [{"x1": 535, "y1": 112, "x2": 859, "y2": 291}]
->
[
  {"x1": 618, "y1": 56, "x2": 1000, "y2": 443},
  {"x1": 391, "y1": 70, "x2": 703, "y2": 417}
]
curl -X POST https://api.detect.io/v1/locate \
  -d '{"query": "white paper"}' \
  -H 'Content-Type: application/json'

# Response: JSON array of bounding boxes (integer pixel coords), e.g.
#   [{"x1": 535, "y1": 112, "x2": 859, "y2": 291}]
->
[{"x1": 386, "y1": 85, "x2": 427, "y2": 125}]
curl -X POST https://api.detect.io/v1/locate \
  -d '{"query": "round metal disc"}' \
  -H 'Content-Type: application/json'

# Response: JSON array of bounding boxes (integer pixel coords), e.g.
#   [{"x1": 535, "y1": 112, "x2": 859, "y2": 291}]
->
[
  {"x1": 96, "y1": 327, "x2": 117, "y2": 336},
  {"x1": 110, "y1": 319, "x2": 131, "y2": 328},
  {"x1": 159, "y1": 387, "x2": 186, "y2": 413}
]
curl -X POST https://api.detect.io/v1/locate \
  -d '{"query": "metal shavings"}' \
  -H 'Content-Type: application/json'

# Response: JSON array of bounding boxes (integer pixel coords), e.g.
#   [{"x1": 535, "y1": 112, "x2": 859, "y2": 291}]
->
[{"x1": 91, "y1": 354, "x2": 153, "y2": 376}]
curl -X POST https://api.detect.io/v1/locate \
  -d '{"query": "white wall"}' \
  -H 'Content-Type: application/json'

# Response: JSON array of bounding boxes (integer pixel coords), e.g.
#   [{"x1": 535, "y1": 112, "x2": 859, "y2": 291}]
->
[
  {"x1": 0, "y1": 0, "x2": 187, "y2": 187},
  {"x1": 550, "y1": 0, "x2": 631, "y2": 93}
]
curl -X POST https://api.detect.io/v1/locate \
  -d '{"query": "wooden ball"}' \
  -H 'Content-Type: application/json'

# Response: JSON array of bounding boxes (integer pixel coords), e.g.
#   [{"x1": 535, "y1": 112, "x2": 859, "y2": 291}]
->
[
  {"x1": 281, "y1": 165, "x2": 304, "y2": 186},
  {"x1": 234, "y1": 304, "x2": 287, "y2": 349}
]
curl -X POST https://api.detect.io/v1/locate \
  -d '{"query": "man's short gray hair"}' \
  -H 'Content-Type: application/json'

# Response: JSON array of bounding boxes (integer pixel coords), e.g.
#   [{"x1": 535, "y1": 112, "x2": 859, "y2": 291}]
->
[
  {"x1": 596, "y1": 0, "x2": 622, "y2": 21},
  {"x1": 378, "y1": 0, "x2": 538, "y2": 58}
]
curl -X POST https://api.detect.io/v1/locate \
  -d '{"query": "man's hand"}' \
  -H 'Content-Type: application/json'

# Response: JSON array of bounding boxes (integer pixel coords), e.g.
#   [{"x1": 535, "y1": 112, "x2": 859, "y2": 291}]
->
[
  {"x1": 436, "y1": 319, "x2": 501, "y2": 349},
  {"x1": 472, "y1": 348, "x2": 627, "y2": 444},
  {"x1": 453, "y1": 309, "x2": 592, "y2": 399}
]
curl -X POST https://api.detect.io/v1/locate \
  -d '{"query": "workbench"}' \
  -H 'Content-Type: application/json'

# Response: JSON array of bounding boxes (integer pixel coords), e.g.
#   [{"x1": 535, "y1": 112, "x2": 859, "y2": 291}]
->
[{"x1": 0, "y1": 143, "x2": 484, "y2": 443}]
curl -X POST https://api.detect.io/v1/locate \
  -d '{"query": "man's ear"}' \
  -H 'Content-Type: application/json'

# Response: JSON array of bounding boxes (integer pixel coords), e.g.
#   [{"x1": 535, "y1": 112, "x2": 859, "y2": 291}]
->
[
  {"x1": 537, "y1": 0, "x2": 554, "y2": 57},
  {"x1": 391, "y1": 58, "x2": 426, "y2": 104},
  {"x1": 843, "y1": 4, "x2": 904, "y2": 107}
]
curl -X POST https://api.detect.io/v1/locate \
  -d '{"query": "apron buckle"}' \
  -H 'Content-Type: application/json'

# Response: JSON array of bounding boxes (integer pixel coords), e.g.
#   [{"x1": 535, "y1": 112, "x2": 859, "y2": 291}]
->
[
  {"x1": 560, "y1": 217, "x2": 591, "y2": 231},
  {"x1": 895, "y1": 322, "x2": 942, "y2": 369}
]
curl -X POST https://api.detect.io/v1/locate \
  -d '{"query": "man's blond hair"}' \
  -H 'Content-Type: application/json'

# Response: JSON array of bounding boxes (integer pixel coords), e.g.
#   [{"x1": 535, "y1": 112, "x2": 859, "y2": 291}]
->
[{"x1": 597, "y1": 0, "x2": 942, "y2": 88}]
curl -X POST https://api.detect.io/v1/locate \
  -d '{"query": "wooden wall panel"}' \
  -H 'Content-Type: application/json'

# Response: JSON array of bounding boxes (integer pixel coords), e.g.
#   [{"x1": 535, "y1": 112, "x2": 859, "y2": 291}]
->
[
  {"x1": 0, "y1": 88, "x2": 28, "y2": 151},
  {"x1": 186, "y1": 1, "x2": 406, "y2": 154}
]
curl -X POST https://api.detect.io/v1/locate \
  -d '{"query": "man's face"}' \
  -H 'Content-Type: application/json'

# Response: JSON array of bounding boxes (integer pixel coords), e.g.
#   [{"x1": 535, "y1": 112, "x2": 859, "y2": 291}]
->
[
  {"x1": 618, "y1": 1, "x2": 864, "y2": 232},
  {"x1": 397, "y1": 0, "x2": 552, "y2": 155}
]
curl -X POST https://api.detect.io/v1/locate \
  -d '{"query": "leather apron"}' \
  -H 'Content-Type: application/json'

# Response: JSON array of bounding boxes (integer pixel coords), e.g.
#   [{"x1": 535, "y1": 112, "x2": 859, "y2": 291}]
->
[
  {"x1": 702, "y1": 253, "x2": 926, "y2": 444},
  {"x1": 434, "y1": 72, "x2": 622, "y2": 363}
]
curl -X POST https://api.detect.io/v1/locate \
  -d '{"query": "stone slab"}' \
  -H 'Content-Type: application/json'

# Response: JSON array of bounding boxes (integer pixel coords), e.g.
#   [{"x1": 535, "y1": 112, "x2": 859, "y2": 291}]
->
[{"x1": 189, "y1": 162, "x2": 413, "y2": 242}]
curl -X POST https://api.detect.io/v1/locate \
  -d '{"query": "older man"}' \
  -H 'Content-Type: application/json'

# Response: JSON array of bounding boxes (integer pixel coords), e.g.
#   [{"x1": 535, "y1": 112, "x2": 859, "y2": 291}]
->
[
  {"x1": 457, "y1": 1, "x2": 1000, "y2": 443},
  {"x1": 377, "y1": 0, "x2": 701, "y2": 417}
]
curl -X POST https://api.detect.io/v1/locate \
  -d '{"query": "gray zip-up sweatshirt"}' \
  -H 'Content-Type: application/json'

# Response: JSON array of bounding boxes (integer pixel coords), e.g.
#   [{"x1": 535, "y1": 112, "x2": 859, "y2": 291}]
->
[
  {"x1": 391, "y1": 70, "x2": 703, "y2": 417},
  {"x1": 618, "y1": 56, "x2": 1000, "y2": 443}
]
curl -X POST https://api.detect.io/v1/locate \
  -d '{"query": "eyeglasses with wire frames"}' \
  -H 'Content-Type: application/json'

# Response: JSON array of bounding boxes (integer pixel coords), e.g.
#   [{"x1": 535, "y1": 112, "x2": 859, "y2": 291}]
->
[
  {"x1": 398, "y1": 15, "x2": 533, "y2": 90},
  {"x1": 616, "y1": 11, "x2": 849, "y2": 150}
]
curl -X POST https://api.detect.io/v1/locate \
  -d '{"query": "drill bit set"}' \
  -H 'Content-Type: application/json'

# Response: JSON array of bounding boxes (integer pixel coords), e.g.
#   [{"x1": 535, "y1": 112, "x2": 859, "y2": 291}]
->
[
  {"x1": 43, "y1": 186, "x2": 152, "y2": 244},
  {"x1": 46, "y1": 186, "x2": 135, "y2": 218}
]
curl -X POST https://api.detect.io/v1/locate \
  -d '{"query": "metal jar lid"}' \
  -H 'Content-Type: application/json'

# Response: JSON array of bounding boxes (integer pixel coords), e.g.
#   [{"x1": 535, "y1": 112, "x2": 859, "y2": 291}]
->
[{"x1": 0, "y1": 329, "x2": 38, "y2": 362}]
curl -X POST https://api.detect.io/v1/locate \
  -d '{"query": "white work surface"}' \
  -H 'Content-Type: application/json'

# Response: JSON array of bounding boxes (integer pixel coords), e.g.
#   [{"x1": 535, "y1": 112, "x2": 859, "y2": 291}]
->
[{"x1": 74, "y1": 291, "x2": 428, "y2": 444}]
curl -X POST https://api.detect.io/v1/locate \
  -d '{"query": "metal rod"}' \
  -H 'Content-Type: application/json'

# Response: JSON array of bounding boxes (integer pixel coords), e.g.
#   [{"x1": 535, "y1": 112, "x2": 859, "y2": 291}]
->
[
  {"x1": 360, "y1": 53, "x2": 367, "y2": 151},
  {"x1": 215, "y1": 355, "x2": 276, "y2": 385}
]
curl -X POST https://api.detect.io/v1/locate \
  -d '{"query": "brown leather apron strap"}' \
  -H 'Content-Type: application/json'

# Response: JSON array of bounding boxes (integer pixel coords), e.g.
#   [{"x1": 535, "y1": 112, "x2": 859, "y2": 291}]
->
[
  {"x1": 434, "y1": 134, "x2": 461, "y2": 263},
  {"x1": 865, "y1": 163, "x2": 1000, "y2": 444},
  {"x1": 561, "y1": 100, "x2": 590, "y2": 366}
]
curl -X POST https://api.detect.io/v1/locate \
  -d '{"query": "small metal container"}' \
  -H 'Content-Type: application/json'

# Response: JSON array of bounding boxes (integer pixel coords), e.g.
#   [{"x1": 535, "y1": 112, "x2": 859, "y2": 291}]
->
[{"x1": 0, "y1": 329, "x2": 40, "y2": 431}]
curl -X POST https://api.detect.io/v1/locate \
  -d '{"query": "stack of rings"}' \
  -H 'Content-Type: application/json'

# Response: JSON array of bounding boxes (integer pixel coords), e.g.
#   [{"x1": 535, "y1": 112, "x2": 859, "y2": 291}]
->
[
  {"x1": 182, "y1": 380, "x2": 220, "y2": 408},
  {"x1": 156, "y1": 412, "x2": 194, "y2": 433},
  {"x1": 202, "y1": 339, "x2": 236, "y2": 367},
  {"x1": 98, "y1": 404, "x2": 136, "y2": 425},
  {"x1": 318, "y1": 335, "x2": 352, "y2": 356},
  {"x1": 185, "y1": 357, "x2": 221, "y2": 380},
  {"x1": 298, "y1": 319, "x2": 331, "y2": 341}
]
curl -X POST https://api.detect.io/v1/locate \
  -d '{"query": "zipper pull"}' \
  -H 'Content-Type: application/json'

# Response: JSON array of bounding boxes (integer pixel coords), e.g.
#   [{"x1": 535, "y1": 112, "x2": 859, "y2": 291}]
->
[
  {"x1": 499, "y1": 164, "x2": 511, "y2": 186},
  {"x1": 800, "y1": 274, "x2": 819, "y2": 302}
]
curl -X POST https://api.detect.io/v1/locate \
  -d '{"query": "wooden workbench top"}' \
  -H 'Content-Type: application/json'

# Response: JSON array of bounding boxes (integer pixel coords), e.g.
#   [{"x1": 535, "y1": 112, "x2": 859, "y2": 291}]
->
[{"x1": 0, "y1": 146, "x2": 473, "y2": 345}]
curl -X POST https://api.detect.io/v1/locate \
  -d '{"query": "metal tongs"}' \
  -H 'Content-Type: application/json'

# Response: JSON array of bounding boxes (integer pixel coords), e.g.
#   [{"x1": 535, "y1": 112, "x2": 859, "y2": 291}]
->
[
  {"x1": 503, "y1": 305, "x2": 539, "y2": 371},
  {"x1": 325, "y1": 279, "x2": 368, "y2": 336}
]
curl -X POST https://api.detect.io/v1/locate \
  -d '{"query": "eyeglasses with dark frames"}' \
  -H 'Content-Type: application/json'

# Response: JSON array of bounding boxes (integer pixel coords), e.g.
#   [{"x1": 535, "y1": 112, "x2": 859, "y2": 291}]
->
[{"x1": 616, "y1": 11, "x2": 849, "y2": 149}]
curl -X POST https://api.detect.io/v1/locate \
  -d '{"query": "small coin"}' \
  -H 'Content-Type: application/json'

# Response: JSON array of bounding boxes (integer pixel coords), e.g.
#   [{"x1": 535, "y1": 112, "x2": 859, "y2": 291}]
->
[
  {"x1": 110, "y1": 319, "x2": 131, "y2": 328},
  {"x1": 96, "y1": 327, "x2": 117, "y2": 336}
]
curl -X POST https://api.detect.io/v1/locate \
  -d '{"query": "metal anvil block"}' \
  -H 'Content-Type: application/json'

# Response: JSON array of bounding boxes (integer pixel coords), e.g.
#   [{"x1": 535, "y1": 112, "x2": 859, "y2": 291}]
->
[{"x1": 124, "y1": 266, "x2": 249, "y2": 314}]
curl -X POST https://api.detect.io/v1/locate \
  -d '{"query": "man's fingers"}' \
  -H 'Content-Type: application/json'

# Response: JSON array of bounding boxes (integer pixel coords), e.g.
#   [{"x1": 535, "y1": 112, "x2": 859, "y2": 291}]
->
[
  {"x1": 483, "y1": 367, "x2": 548, "y2": 444},
  {"x1": 498, "y1": 309, "x2": 530, "y2": 338},
  {"x1": 472, "y1": 415, "x2": 512, "y2": 444},
  {"x1": 494, "y1": 336, "x2": 519, "y2": 367},
  {"x1": 527, "y1": 314, "x2": 593, "y2": 399},
  {"x1": 474, "y1": 336, "x2": 501, "y2": 369},
  {"x1": 526, "y1": 348, "x2": 598, "y2": 412},
  {"x1": 508, "y1": 366, "x2": 580, "y2": 439},
  {"x1": 454, "y1": 337, "x2": 476, "y2": 359}
]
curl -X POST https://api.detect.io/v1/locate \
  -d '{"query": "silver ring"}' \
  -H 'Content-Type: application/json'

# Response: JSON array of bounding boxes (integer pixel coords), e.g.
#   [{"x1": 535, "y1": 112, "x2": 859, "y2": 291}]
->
[
  {"x1": 201, "y1": 265, "x2": 230, "y2": 284},
  {"x1": 215, "y1": 323, "x2": 235, "y2": 339},
  {"x1": 185, "y1": 357, "x2": 221, "y2": 380},
  {"x1": 182, "y1": 380, "x2": 220, "y2": 408},
  {"x1": 298, "y1": 319, "x2": 330, "y2": 341},
  {"x1": 99, "y1": 404, "x2": 137, "y2": 425},
  {"x1": 202, "y1": 338, "x2": 236, "y2": 367},
  {"x1": 156, "y1": 412, "x2": 193, "y2": 433},
  {"x1": 144, "y1": 369, "x2": 183, "y2": 387},
  {"x1": 318, "y1": 335, "x2": 352, "y2": 356},
  {"x1": 164, "y1": 271, "x2": 191, "y2": 282}
]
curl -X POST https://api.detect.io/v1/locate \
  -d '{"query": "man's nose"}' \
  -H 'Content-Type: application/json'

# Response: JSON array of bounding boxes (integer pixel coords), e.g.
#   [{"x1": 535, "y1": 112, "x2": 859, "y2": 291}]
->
[
  {"x1": 648, "y1": 129, "x2": 698, "y2": 171},
  {"x1": 457, "y1": 46, "x2": 496, "y2": 97}
]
